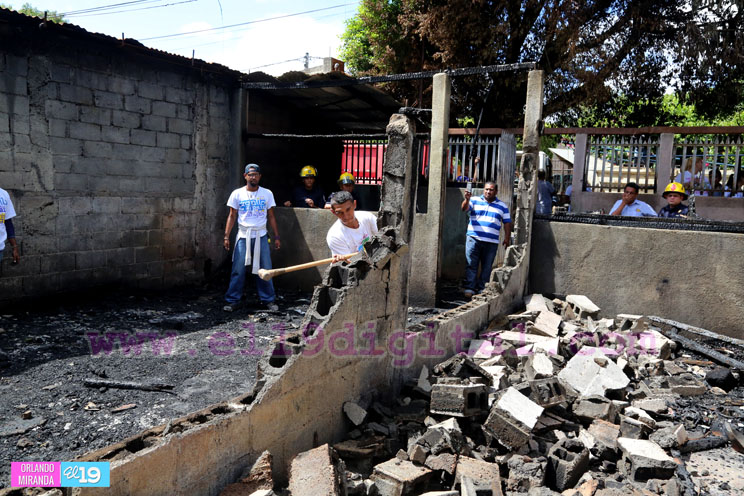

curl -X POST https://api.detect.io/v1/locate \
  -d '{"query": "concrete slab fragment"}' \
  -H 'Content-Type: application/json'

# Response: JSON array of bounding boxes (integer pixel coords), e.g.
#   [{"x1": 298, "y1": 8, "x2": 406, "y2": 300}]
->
[
  {"x1": 525, "y1": 353, "x2": 555, "y2": 381},
  {"x1": 525, "y1": 293, "x2": 550, "y2": 313},
  {"x1": 455, "y1": 456, "x2": 501, "y2": 487},
  {"x1": 532, "y1": 311, "x2": 562, "y2": 337},
  {"x1": 343, "y1": 402, "x2": 368, "y2": 426},
  {"x1": 557, "y1": 348, "x2": 630, "y2": 397},
  {"x1": 496, "y1": 387, "x2": 544, "y2": 430}
]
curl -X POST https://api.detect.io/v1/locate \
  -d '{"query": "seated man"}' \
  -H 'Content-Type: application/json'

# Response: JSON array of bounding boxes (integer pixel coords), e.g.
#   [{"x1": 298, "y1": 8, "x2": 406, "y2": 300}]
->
[
  {"x1": 658, "y1": 182, "x2": 689, "y2": 218},
  {"x1": 609, "y1": 182, "x2": 657, "y2": 217},
  {"x1": 284, "y1": 165, "x2": 326, "y2": 208},
  {"x1": 326, "y1": 190, "x2": 378, "y2": 259}
]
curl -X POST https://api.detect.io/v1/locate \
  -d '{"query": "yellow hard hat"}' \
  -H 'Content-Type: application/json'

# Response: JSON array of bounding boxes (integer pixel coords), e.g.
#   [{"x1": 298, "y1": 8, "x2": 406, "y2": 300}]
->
[
  {"x1": 300, "y1": 165, "x2": 317, "y2": 178},
  {"x1": 338, "y1": 172, "x2": 355, "y2": 185},
  {"x1": 663, "y1": 182, "x2": 688, "y2": 199}
]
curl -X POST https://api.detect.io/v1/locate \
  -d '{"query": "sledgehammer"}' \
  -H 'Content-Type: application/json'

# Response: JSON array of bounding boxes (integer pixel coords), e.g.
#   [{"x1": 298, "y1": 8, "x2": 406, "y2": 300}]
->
[{"x1": 258, "y1": 251, "x2": 361, "y2": 281}]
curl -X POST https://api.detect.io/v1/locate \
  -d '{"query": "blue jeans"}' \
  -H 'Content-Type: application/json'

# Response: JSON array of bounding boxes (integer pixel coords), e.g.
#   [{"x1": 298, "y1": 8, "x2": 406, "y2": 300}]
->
[
  {"x1": 464, "y1": 236, "x2": 499, "y2": 292},
  {"x1": 225, "y1": 235, "x2": 275, "y2": 304}
]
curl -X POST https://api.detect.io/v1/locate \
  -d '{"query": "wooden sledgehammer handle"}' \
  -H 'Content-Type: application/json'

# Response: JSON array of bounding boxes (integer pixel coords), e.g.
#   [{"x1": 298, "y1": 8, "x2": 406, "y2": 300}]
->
[{"x1": 258, "y1": 251, "x2": 359, "y2": 281}]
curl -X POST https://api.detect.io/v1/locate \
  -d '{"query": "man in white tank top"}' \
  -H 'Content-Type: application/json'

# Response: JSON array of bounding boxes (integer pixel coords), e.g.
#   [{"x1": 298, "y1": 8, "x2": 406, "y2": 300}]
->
[{"x1": 326, "y1": 191, "x2": 377, "y2": 261}]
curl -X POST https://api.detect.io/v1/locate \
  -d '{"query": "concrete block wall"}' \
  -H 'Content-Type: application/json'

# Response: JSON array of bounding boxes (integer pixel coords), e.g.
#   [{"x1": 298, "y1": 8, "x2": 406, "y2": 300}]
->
[
  {"x1": 0, "y1": 45, "x2": 236, "y2": 302},
  {"x1": 529, "y1": 221, "x2": 744, "y2": 335}
]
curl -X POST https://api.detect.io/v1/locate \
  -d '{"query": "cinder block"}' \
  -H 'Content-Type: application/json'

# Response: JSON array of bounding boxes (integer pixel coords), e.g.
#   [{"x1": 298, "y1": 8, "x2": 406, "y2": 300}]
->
[
  {"x1": 152, "y1": 101, "x2": 177, "y2": 117},
  {"x1": 75, "y1": 250, "x2": 107, "y2": 270},
  {"x1": 135, "y1": 246, "x2": 162, "y2": 263},
  {"x1": 94, "y1": 90, "x2": 123, "y2": 110},
  {"x1": 124, "y1": 95, "x2": 151, "y2": 114},
  {"x1": 165, "y1": 86, "x2": 192, "y2": 104},
  {"x1": 131, "y1": 129, "x2": 157, "y2": 147},
  {"x1": 168, "y1": 117, "x2": 192, "y2": 135},
  {"x1": 157, "y1": 132, "x2": 180, "y2": 149},
  {"x1": 101, "y1": 126, "x2": 130, "y2": 144},
  {"x1": 584, "y1": 419, "x2": 620, "y2": 460},
  {"x1": 573, "y1": 395, "x2": 618, "y2": 423},
  {"x1": 69, "y1": 121, "x2": 101, "y2": 141},
  {"x1": 50, "y1": 137, "x2": 83, "y2": 156},
  {"x1": 112, "y1": 110, "x2": 141, "y2": 128},
  {"x1": 137, "y1": 81, "x2": 164, "y2": 100},
  {"x1": 108, "y1": 77, "x2": 135, "y2": 95},
  {"x1": 6, "y1": 54, "x2": 29, "y2": 76},
  {"x1": 0, "y1": 75, "x2": 27, "y2": 95},
  {"x1": 371, "y1": 458, "x2": 432, "y2": 496},
  {"x1": 528, "y1": 377, "x2": 565, "y2": 407},
  {"x1": 566, "y1": 294, "x2": 600, "y2": 318},
  {"x1": 617, "y1": 438, "x2": 677, "y2": 482},
  {"x1": 484, "y1": 387, "x2": 543, "y2": 449},
  {"x1": 455, "y1": 456, "x2": 501, "y2": 488},
  {"x1": 525, "y1": 353, "x2": 554, "y2": 380},
  {"x1": 288, "y1": 444, "x2": 346, "y2": 496},
  {"x1": 430, "y1": 382, "x2": 488, "y2": 417},
  {"x1": 59, "y1": 84, "x2": 93, "y2": 105},
  {"x1": 54, "y1": 173, "x2": 88, "y2": 191},
  {"x1": 546, "y1": 438, "x2": 589, "y2": 491}
]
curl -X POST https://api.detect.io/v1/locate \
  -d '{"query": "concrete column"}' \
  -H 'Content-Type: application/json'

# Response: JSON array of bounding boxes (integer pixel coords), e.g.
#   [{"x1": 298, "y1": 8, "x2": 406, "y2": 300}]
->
[
  {"x1": 516, "y1": 70, "x2": 544, "y2": 244},
  {"x1": 495, "y1": 133, "x2": 516, "y2": 266},
  {"x1": 656, "y1": 133, "x2": 675, "y2": 194},
  {"x1": 571, "y1": 133, "x2": 588, "y2": 213},
  {"x1": 410, "y1": 73, "x2": 450, "y2": 306}
]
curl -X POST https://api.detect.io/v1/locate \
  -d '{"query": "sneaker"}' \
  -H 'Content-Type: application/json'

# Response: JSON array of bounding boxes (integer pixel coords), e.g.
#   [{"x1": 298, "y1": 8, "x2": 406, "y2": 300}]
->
[
  {"x1": 223, "y1": 304, "x2": 237, "y2": 312},
  {"x1": 266, "y1": 303, "x2": 279, "y2": 312},
  {"x1": 463, "y1": 290, "x2": 474, "y2": 300}
]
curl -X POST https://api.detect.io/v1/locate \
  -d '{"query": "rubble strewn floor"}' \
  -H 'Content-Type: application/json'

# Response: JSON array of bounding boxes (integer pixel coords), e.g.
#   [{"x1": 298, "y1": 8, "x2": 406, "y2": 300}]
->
[
  {"x1": 0, "y1": 281, "x2": 453, "y2": 490},
  {"x1": 243, "y1": 294, "x2": 744, "y2": 496}
]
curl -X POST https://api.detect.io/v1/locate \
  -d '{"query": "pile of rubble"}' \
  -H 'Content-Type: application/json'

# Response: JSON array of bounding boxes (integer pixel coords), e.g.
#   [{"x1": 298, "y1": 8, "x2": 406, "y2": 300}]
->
[{"x1": 223, "y1": 294, "x2": 744, "y2": 496}]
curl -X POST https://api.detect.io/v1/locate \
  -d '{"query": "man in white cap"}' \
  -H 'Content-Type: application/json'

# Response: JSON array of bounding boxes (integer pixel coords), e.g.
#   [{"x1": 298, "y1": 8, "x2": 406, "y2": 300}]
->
[{"x1": 223, "y1": 164, "x2": 281, "y2": 312}]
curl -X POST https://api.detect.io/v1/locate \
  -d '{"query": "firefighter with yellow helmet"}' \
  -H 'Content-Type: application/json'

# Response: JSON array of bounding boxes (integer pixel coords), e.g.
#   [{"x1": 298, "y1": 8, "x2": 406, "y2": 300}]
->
[
  {"x1": 325, "y1": 172, "x2": 363, "y2": 210},
  {"x1": 658, "y1": 182, "x2": 689, "y2": 218},
  {"x1": 283, "y1": 165, "x2": 326, "y2": 208}
]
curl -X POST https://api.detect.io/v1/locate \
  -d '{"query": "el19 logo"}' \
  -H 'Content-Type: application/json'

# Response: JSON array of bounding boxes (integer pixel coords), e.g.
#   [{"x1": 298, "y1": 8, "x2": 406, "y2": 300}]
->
[{"x1": 60, "y1": 462, "x2": 110, "y2": 487}]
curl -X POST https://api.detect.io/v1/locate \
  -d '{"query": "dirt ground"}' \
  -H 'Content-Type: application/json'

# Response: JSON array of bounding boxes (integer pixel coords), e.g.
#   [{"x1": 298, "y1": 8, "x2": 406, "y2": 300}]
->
[{"x1": 0, "y1": 277, "x2": 457, "y2": 489}]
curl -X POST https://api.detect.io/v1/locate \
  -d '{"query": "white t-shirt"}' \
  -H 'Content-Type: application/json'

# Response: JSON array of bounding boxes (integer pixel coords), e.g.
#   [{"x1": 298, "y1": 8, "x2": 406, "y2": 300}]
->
[
  {"x1": 0, "y1": 188, "x2": 17, "y2": 251},
  {"x1": 327, "y1": 211, "x2": 378, "y2": 256},
  {"x1": 226, "y1": 186, "x2": 275, "y2": 238}
]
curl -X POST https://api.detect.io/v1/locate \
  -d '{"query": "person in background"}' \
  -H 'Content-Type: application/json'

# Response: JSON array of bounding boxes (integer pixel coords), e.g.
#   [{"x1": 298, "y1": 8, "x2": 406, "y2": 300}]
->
[
  {"x1": 658, "y1": 182, "x2": 689, "y2": 218},
  {"x1": 460, "y1": 181, "x2": 512, "y2": 299},
  {"x1": 536, "y1": 170, "x2": 555, "y2": 215},
  {"x1": 0, "y1": 186, "x2": 19, "y2": 266},
  {"x1": 325, "y1": 172, "x2": 362, "y2": 210},
  {"x1": 609, "y1": 182, "x2": 657, "y2": 217},
  {"x1": 284, "y1": 165, "x2": 326, "y2": 208},
  {"x1": 223, "y1": 164, "x2": 281, "y2": 312},
  {"x1": 724, "y1": 171, "x2": 744, "y2": 198}
]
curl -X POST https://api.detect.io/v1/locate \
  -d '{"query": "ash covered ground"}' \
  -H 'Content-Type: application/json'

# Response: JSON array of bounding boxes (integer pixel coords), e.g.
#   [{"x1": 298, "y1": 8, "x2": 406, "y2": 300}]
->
[{"x1": 0, "y1": 280, "x2": 456, "y2": 489}]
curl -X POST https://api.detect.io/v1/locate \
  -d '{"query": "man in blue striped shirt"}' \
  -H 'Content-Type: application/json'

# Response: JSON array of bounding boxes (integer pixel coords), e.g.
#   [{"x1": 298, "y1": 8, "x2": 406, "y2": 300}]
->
[{"x1": 460, "y1": 181, "x2": 512, "y2": 298}]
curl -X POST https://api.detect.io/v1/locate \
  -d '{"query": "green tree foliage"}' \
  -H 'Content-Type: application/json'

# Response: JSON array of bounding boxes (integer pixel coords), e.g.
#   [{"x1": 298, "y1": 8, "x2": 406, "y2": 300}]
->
[
  {"x1": 0, "y1": 2, "x2": 65, "y2": 23},
  {"x1": 341, "y1": 0, "x2": 744, "y2": 127}
]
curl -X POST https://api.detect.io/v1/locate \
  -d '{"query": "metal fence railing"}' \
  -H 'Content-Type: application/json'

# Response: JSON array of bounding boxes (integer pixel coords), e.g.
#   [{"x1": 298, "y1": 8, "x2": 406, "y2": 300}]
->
[
  {"x1": 583, "y1": 135, "x2": 659, "y2": 193},
  {"x1": 673, "y1": 136, "x2": 744, "y2": 197}
]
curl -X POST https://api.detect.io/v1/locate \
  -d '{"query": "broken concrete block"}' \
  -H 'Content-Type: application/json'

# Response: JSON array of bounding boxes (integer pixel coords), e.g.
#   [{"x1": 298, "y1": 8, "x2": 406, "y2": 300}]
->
[
  {"x1": 705, "y1": 366, "x2": 737, "y2": 392},
  {"x1": 529, "y1": 377, "x2": 566, "y2": 408},
  {"x1": 525, "y1": 293, "x2": 550, "y2": 313},
  {"x1": 433, "y1": 354, "x2": 491, "y2": 382},
  {"x1": 484, "y1": 388, "x2": 544, "y2": 449},
  {"x1": 633, "y1": 329, "x2": 673, "y2": 359},
  {"x1": 467, "y1": 339, "x2": 497, "y2": 361},
  {"x1": 344, "y1": 402, "x2": 368, "y2": 426},
  {"x1": 618, "y1": 415, "x2": 652, "y2": 440},
  {"x1": 617, "y1": 438, "x2": 677, "y2": 482},
  {"x1": 334, "y1": 437, "x2": 386, "y2": 459},
  {"x1": 532, "y1": 311, "x2": 562, "y2": 338},
  {"x1": 454, "y1": 456, "x2": 501, "y2": 488},
  {"x1": 558, "y1": 348, "x2": 630, "y2": 397},
  {"x1": 525, "y1": 353, "x2": 555, "y2": 381},
  {"x1": 481, "y1": 365, "x2": 508, "y2": 390},
  {"x1": 418, "y1": 418, "x2": 468, "y2": 455},
  {"x1": 424, "y1": 453, "x2": 457, "y2": 474},
  {"x1": 573, "y1": 395, "x2": 618, "y2": 423},
  {"x1": 417, "y1": 365, "x2": 433, "y2": 393},
  {"x1": 288, "y1": 444, "x2": 346, "y2": 496},
  {"x1": 649, "y1": 423, "x2": 688, "y2": 449},
  {"x1": 505, "y1": 455, "x2": 546, "y2": 492},
  {"x1": 533, "y1": 337, "x2": 560, "y2": 356},
  {"x1": 585, "y1": 419, "x2": 621, "y2": 460},
  {"x1": 566, "y1": 295, "x2": 600, "y2": 318},
  {"x1": 631, "y1": 397, "x2": 669, "y2": 415},
  {"x1": 236, "y1": 450, "x2": 273, "y2": 493},
  {"x1": 408, "y1": 444, "x2": 428, "y2": 465},
  {"x1": 370, "y1": 458, "x2": 433, "y2": 496},
  {"x1": 623, "y1": 407, "x2": 656, "y2": 429},
  {"x1": 546, "y1": 438, "x2": 590, "y2": 491},
  {"x1": 430, "y1": 383, "x2": 489, "y2": 417},
  {"x1": 667, "y1": 374, "x2": 706, "y2": 396}
]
